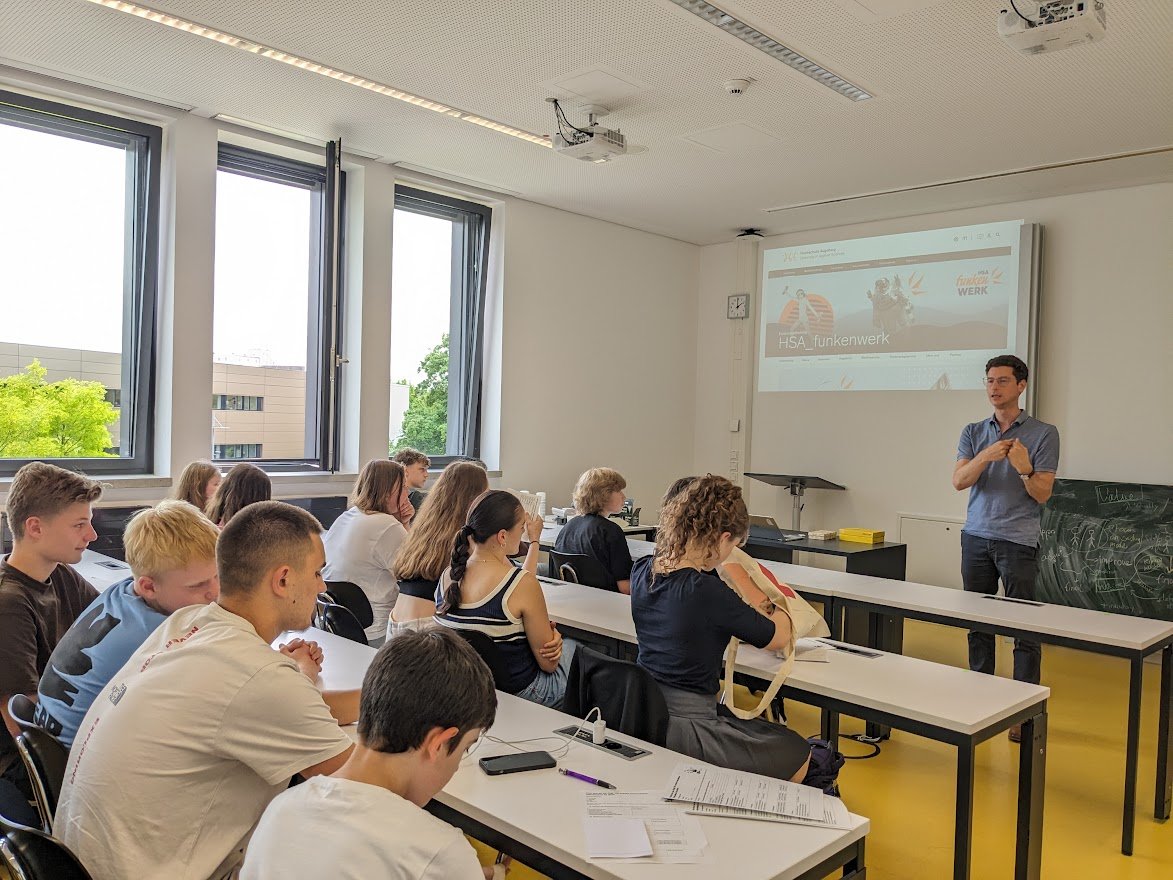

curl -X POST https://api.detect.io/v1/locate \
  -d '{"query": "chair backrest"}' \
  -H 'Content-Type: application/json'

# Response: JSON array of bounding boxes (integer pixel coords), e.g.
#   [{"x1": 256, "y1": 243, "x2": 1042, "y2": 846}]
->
[
  {"x1": 0, "y1": 816, "x2": 94, "y2": 880},
  {"x1": 14, "y1": 730, "x2": 68, "y2": 834},
  {"x1": 548, "y1": 551, "x2": 617, "y2": 592},
  {"x1": 323, "y1": 581, "x2": 375, "y2": 629},
  {"x1": 6, "y1": 695, "x2": 39, "y2": 735},
  {"x1": 313, "y1": 597, "x2": 368, "y2": 645},
  {"x1": 452, "y1": 630, "x2": 515, "y2": 693},
  {"x1": 563, "y1": 646, "x2": 669, "y2": 746}
]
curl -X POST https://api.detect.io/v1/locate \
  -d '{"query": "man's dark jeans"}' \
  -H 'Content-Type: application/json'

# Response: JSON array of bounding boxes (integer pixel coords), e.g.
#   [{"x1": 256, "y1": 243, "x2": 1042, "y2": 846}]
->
[{"x1": 961, "y1": 531, "x2": 1042, "y2": 684}]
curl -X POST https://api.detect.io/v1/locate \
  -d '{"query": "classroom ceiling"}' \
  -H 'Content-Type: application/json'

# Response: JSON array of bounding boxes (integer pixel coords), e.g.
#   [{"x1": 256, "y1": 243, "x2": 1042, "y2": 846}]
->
[{"x1": 1, "y1": 0, "x2": 1170, "y2": 245}]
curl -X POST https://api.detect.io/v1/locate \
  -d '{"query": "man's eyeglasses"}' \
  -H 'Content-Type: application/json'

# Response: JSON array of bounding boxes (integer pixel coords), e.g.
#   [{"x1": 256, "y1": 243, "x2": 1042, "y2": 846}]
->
[{"x1": 984, "y1": 377, "x2": 1019, "y2": 387}]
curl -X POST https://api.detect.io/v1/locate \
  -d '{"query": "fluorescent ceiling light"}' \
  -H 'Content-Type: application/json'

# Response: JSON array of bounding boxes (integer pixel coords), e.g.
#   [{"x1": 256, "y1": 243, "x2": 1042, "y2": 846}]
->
[
  {"x1": 666, "y1": 0, "x2": 872, "y2": 101},
  {"x1": 82, "y1": 0, "x2": 551, "y2": 146}
]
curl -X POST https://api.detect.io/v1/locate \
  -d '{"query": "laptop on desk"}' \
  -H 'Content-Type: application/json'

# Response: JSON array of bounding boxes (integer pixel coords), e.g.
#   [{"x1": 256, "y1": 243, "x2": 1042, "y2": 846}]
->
[{"x1": 748, "y1": 515, "x2": 807, "y2": 544}]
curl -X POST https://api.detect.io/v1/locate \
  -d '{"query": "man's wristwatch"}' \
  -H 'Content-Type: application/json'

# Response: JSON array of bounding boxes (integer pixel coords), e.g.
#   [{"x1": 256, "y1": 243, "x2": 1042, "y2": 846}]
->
[{"x1": 1019, "y1": 470, "x2": 1034, "y2": 480}]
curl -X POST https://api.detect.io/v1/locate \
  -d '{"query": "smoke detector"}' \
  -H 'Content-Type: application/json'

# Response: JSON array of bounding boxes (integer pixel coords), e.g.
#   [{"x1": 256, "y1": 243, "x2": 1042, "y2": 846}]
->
[{"x1": 724, "y1": 79, "x2": 751, "y2": 95}]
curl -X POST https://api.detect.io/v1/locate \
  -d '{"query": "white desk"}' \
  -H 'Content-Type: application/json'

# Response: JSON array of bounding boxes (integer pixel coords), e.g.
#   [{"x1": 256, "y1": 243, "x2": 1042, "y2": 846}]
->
[
  {"x1": 540, "y1": 520, "x2": 658, "y2": 545},
  {"x1": 71, "y1": 549, "x2": 131, "y2": 591},
  {"x1": 539, "y1": 578, "x2": 1048, "y2": 880},
  {"x1": 627, "y1": 538, "x2": 1173, "y2": 857},
  {"x1": 278, "y1": 627, "x2": 869, "y2": 880}
]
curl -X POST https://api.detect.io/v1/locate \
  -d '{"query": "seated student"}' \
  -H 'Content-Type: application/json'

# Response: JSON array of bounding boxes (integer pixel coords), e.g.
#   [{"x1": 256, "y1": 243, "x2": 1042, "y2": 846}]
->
[
  {"x1": 55, "y1": 501, "x2": 359, "y2": 880},
  {"x1": 629, "y1": 475, "x2": 810, "y2": 783},
  {"x1": 393, "y1": 448, "x2": 431, "y2": 515},
  {"x1": 241, "y1": 628, "x2": 498, "y2": 880},
  {"x1": 34, "y1": 500, "x2": 220, "y2": 747},
  {"x1": 172, "y1": 459, "x2": 221, "y2": 514},
  {"x1": 0, "y1": 462, "x2": 102, "y2": 793},
  {"x1": 388, "y1": 461, "x2": 489, "y2": 637},
  {"x1": 553, "y1": 467, "x2": 633, "y2": 593},
  {"x1": 205, "y1": 460, "x2": 272, "y2": 527},
  {"x1": 434, "y1": 490, "x2": 574, "y2": 708},
  {"x1": 323, "y1": 460, "x2": 409, "y2": 646}
]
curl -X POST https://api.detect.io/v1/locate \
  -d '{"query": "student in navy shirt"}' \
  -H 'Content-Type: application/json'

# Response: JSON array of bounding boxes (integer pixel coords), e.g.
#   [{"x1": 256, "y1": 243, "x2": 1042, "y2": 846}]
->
[
  {"x1": 36, "y1": 500, "x2": 221, "y2": 746},
  {"x1": 554, "y1": 467, "x2": 633, "y2": 593},
  {"x1": 630, "y1": 475, "x2": 810, "y2": 782},
  {"x1": 953, "y1": 355, "x2": 1059, "y2": 738}
]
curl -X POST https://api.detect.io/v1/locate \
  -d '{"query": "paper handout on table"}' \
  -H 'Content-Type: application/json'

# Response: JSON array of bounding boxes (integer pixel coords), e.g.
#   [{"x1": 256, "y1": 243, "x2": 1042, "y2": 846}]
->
[
  {"x1": 665, "y1": 763, "x2": 823, "y2": 821},
  {"x1": 791, "y1": 638, "x2": 831, "y2": 662},
  {"x1": 686, "y1": 795, "x2": 853, "y2": 830},
  {"x1": 583, "y1": 817, "x2": 653, "y2": 858},
  {"x1": 583, "y1": 791, "x2": 708, "y2": 864}
]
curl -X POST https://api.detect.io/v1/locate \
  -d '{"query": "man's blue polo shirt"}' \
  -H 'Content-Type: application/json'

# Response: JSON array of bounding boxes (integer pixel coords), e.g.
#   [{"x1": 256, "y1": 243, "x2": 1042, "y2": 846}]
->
[{"x1": 957, "y1": 411, "x2": 1060, "y2": 548}]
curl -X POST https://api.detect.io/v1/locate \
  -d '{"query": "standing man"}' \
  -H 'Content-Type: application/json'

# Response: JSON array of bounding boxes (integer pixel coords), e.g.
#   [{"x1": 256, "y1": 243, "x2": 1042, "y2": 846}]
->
[{"x1": 953, "y1": 355, "x2": 1059, "y2": 741}]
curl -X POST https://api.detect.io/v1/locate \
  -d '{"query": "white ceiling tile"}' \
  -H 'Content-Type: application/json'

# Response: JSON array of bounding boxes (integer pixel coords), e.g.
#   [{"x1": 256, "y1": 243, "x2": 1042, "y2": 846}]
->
[{"x1": 681, "y1": 122, "x2": 781, "y2": 153}]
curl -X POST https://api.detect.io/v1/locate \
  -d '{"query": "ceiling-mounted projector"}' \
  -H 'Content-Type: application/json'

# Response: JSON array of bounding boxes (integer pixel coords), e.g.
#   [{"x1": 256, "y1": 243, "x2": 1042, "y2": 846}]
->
[
  {"x1": 998, "y1": 1, "x2": 1106, "y2": 55},
  {"x1": 547, "y1": 99, "x2": 636, "y2": 164}
]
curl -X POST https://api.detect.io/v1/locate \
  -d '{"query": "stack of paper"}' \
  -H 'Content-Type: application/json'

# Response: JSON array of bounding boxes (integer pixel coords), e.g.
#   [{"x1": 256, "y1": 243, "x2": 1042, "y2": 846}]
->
[
  {"x1": 582, "y1": 791, "x2": 708, "y2": 864},
  {"x1": 665, "y1": 763, "x2": 852, "y2": 830}
]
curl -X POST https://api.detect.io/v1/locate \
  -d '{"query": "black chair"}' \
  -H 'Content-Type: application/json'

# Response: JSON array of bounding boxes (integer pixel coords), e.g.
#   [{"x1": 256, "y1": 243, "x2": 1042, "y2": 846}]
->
[
  {"x1": 0, "y1": 814, "x2": 93, "y2": 880},
  {"x1": 452, "y1": 630, "x2": 515, "y2": 693},
  {"x1": 323, "y1": 581, "x2": 375, "y2": 630},
  {"x1": 14, "y1": 730, "x2": 68, "y2": 834},
  {"x1": 548, "y1": 551, "x2": 616, "y2": 592},
  {"x1": 6, "y1": 696, "x2": 39, "y2": 736},
  {"x1": 313, "y1": 596, "x2": 368, "y2": 646},
  {"x1": 563, "y1": 646, "x2": 669, "y2": 746}
]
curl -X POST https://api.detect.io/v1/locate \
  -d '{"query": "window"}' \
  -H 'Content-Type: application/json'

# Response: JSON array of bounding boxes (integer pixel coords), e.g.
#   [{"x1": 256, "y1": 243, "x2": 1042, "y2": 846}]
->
[
  {"x1": 212, "y1": 143, "x2": 343, "y2": 472},
  {"x1": 389, "y1": 187, "x2": 491, "y2": 463},
  {"x1": 0, "y1": 90, "x2": 160, "y2": 475},
  {"x1": 212, "y1": 394, "x2": 263, "y2": 412},
  {"x1": 213, "y1": 444, "x2": 262, "y2": 460}
]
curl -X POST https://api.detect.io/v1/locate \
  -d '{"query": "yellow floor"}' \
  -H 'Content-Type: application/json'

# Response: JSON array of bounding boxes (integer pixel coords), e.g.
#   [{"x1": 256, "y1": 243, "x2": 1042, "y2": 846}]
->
[{"x1": 473, "y1": 620, "x2": 1173, "y2": 879}]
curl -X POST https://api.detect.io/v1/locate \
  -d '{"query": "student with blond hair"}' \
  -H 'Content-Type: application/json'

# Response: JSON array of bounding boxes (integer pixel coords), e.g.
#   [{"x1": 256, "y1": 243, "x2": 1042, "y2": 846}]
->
[
  {"x1": 388, "y1": 461, "x2": 489, "y2": 637},
  {"x1": 630, "y1": 474, "x2": 810, "y2": 782},
  {"x1": 35, "y1": 500, "x2": 221, "y2": 746},
  {"x1": 323, "y1": 460, "x2": 410, "y2": 645},
  {"x1": 553, "y1": 467, "x2": 633, "y2": 593},
  {"x1": 172, "y1": 459, "x2": 221, "y2": 514}
]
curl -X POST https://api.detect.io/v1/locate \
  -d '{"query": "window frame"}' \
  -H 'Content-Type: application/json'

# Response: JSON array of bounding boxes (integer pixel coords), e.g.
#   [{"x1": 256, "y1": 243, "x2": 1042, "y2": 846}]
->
[
  {"x1": 391, "y1": 186, "x2": 491, "y2": 466},
  {"x1": 0, "y1": 89, "x2": 161, "y2": 477},
  {"x1": 213, "y1": 143, "x2": 344, "y2": 473}
]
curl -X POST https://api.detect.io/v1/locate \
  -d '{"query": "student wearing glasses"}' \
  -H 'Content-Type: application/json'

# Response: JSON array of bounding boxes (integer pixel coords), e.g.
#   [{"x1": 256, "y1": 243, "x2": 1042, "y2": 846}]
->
[{"x1": 952, "y1": 355, "x2": 1059, "y2": 739}]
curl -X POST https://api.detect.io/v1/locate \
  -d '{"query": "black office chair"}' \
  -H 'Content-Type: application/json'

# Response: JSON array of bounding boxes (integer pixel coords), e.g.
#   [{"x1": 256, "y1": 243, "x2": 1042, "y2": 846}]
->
[
  {"x1": 452, "y1": 630, "x2": 515, "y2": 693},
  {"x1": 6, "y1": 696, "x2": 39, "y2": 736},
  {"x1": 548, "y1": 552, "x2": 616, "y2": 592},
  {"x1": 0, "y1": 814, "x2": 93, "y2": 880},
  {"x1": 563, "y1": 646, "x2": 669, "y2": 746},
  {"x1": 14, "y1": 730, "x2": 67, "y2": 834},
  {"x1": 323, "y1": 581, "x2": 375, "y2": 630},
  {"x1": 313, "y1": 596, "x2": 368, "y2": 646}
]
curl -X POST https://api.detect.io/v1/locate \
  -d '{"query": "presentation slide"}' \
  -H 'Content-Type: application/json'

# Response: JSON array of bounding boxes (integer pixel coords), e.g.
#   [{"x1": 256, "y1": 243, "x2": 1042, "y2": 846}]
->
[{"x1": 757, "y1": 220, "x2": 1034, "y2": 392}]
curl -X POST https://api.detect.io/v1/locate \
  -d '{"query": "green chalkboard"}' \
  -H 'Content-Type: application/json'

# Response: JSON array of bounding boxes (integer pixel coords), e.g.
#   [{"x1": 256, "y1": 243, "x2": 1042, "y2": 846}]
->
[{"x1": 1036, "y1": 479, "x2": 1173, "y2": 621}]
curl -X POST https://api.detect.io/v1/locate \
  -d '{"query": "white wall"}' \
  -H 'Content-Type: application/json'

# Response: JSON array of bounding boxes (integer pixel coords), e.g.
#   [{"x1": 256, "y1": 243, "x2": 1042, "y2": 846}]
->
[
  {"x1": 493, "y1": 199, "x2": 699, "y2": 517},
  {"x1": 694, "y1": 183, "x2": 1173, "y2": 555},
  {"x1": 0, "y1": 69, "x2": 700, "y2": 520}
]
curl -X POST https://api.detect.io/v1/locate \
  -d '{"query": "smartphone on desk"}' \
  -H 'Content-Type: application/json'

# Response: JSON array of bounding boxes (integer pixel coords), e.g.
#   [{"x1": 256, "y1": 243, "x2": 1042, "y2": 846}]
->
[{"x1": 479, "y1": 751, "x2": 557, "y2": 776}]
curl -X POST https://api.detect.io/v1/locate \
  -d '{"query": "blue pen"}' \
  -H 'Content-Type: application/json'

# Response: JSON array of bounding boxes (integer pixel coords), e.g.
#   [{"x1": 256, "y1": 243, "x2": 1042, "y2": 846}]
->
[{"x1": 559, "y1": 767, "x2": 616, "y2": 789}]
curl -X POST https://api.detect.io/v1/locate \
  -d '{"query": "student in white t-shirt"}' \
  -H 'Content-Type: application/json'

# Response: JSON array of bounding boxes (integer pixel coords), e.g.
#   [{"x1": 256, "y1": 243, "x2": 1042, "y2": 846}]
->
[
  {"x1": 242, "y1": 628, "x2": 500, "y2": 880},
  {"x1": 55, "y1": 501, "x2": 360, "y2": 880},
  {"x1": 323, "y1": 459, "x2": 410, "y2": 646}
]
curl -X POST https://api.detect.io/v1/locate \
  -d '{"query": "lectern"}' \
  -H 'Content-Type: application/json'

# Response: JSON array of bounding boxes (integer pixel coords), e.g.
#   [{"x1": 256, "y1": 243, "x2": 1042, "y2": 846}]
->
[{"x1": 743, "y1": 473, "x2": 845, "y2": 532}]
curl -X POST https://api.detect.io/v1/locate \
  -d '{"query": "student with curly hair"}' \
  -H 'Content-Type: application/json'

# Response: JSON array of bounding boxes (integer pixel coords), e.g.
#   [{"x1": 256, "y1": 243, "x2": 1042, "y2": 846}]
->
[
  {"x1": 434, "y1": 490, "x2": 574, "y2": 708},
  {"x1": 630, "y1": 474, "x2": 810, "y2": 782},
  {"x1": 553, "y1": 467, "x2": 633, "y2": 593}
]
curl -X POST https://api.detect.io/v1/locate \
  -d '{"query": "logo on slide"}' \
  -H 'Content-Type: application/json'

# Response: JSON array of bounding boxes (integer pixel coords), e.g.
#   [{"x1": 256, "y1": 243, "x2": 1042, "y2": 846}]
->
[
  {"x1": 777, "y1": 288, "x2": 834, "y2": 335},
  {"x1": 956, "y1": 267, "x2": 1002, "y2": 297}
]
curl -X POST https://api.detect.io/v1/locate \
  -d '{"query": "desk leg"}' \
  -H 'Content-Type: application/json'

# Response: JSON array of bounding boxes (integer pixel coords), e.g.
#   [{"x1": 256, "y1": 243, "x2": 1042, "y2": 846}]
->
[
  {"x1": 826, "y1": 595, "x2": 842, "y2": 641},
  {"x1": 953, "y1": 743, "x2": 975, "y2": 880},
  {"x1": 1015, "y1": 709, "x2": 1046, "y2": 880},
  {"x1": 1156, "y1": 645, "x2": 1172, "y2": 821},
  {"x1": 1122, "y1": 657, "x2": 1143, "y2": 855},
  {"x1": 821, "y1": 707, "x2": 840, "y2": 745}
]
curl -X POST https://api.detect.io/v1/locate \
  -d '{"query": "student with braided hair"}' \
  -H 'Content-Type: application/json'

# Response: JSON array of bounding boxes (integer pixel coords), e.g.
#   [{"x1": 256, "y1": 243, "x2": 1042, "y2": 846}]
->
[
  {"x1": 434, "y1": 490, "x2": 575, "y2": 708},
  {"x1": 630, "y1": 474, "x2": 811, "y2": 782}
]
